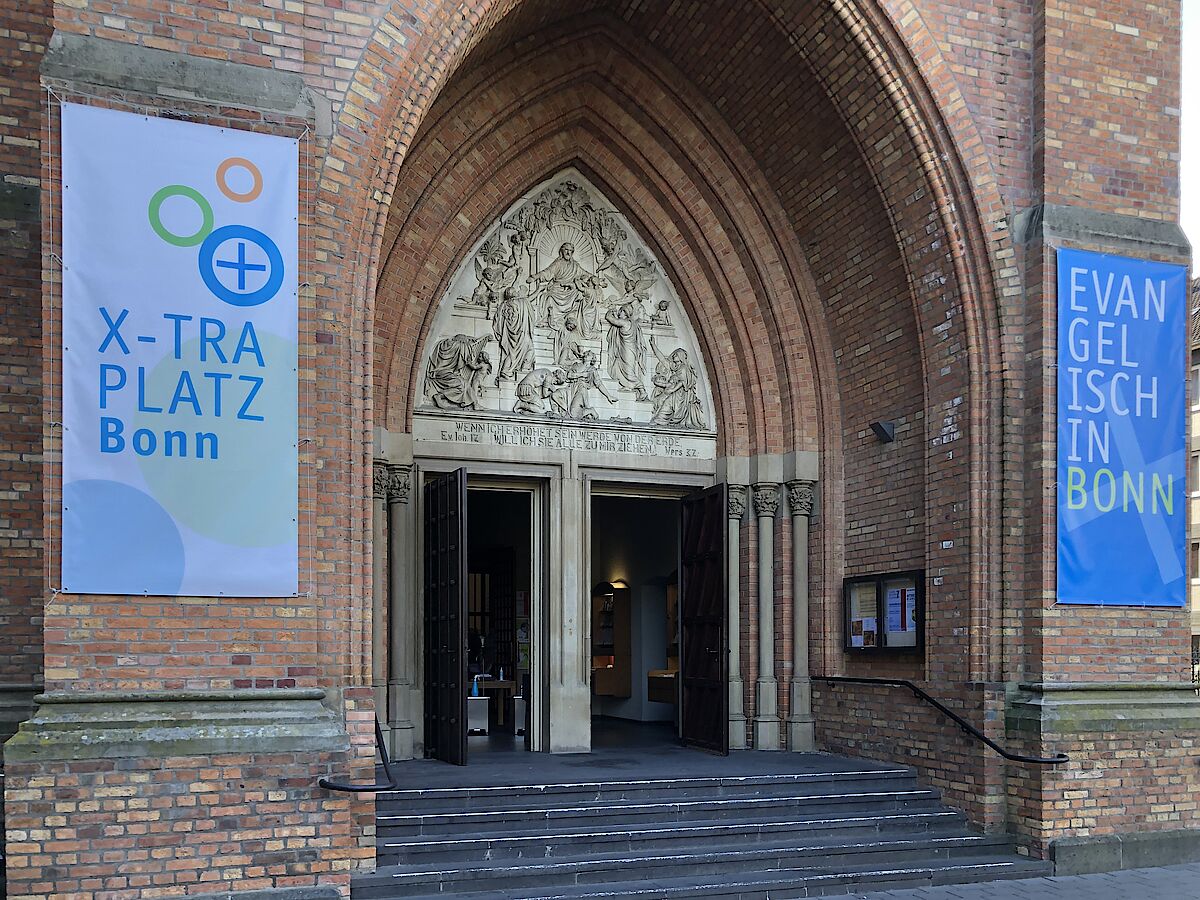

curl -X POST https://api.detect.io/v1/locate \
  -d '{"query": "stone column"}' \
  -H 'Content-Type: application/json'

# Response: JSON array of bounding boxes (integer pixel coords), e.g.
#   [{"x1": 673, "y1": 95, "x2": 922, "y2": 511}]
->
[
  {"x1": 369, "y1": 465, "x2": 393, "y2": 720},
  {"x1": 751, "y1": 482, "x2": 781, "y2": 749},
  {"x1": 786, "y1": 480, "x2": 815, "y2": 751},
  {"x1": 727, "y1": 485, "x2": 748, "y2": 750},
  {"x1": 371, "y1": 462, "x2": 390, "y2": 719},
  {"x1": 386, "y1": 464, "x2": 415, "y2": 759}
]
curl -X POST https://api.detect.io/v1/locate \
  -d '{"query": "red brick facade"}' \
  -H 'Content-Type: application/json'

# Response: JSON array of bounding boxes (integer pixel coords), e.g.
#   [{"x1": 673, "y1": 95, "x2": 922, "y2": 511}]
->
[
  {"x1": 0, "y1": 0, "x2": 51, "y2": 702},
  {"x1": 1, "y1": 0, "x2": 1193, "y2": 897}
]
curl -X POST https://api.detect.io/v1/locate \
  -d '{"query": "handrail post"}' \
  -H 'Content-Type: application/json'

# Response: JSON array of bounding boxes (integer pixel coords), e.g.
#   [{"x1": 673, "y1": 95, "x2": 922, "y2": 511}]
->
[{"x1": 318, "y1": 717, "x2": 402, "y2": 793}]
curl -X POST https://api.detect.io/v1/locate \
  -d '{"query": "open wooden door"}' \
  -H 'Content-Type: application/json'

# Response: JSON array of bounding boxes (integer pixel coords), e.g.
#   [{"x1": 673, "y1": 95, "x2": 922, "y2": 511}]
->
[
  {"x1": 679, "y1": 483, "x2": 728, "y2": 754},
  {"x1": 423, "y1": 468, "x2": 468, "y2": 765}
]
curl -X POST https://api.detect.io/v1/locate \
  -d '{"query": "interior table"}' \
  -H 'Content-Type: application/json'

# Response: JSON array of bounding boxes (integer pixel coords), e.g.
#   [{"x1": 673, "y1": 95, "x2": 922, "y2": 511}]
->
[{"x1": 478, "y1": 679, "x2": 516, "y2": 727}]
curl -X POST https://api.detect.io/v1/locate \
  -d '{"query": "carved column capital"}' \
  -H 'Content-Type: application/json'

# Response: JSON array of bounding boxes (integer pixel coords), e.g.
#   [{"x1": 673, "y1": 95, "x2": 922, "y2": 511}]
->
[
  {"x1": 387, "y1": 464, "x2": 412, "y2": 505},
  {"x1": 372, "y1": 461, "x2": 391, "y2": 500},
  {"x1": 786, "y1": 480, "x2": 815, "y2": 518},
  {"x1": 751, "y1": 483, "x2": 779, "y2": 518},
  {"x1": 727, "y1": 484, "x2": 748, "y2": 520}
]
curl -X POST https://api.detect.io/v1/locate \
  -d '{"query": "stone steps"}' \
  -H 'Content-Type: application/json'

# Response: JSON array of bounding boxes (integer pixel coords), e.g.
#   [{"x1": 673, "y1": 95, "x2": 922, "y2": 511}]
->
[
  {"x1": 373, "y1": 768, "x2": 918, "y2": 813},
  {"x1": 354, "y1": 761, "x2": 1049, "y2": 899},
  {"x1": 378, "y1": 809, "x2": 968, "y2": 865}
]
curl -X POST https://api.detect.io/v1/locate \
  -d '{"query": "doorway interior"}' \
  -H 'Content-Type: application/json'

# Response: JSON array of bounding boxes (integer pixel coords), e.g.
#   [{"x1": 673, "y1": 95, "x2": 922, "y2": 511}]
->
[
  {"x1": 589, "y1": 494, "x2": 682, "y2": 748},
  {"x1": 464, "y1": 486, "x2": 535, "y2": 756},
  {"x1": 423, "y1": 469, "x2": 542, "y2": 766}
]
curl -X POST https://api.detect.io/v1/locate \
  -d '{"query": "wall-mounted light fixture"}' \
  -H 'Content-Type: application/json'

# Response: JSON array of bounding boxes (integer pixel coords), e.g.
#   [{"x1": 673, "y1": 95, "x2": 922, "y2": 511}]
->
[{"x1": 870, "y1": 421, "x2": 896, "y2": 443}]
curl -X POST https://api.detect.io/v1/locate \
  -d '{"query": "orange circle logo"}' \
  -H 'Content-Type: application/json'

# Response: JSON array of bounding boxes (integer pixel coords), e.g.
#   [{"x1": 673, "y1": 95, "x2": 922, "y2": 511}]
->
[{"x1": 216, "y1": 157, "x2": 263, "y2": 203}]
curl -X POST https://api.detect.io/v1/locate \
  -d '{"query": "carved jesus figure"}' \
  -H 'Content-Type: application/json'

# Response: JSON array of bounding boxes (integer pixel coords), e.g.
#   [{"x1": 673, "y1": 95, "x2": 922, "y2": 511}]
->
[{"x1": 529, "y1": 242, "x2": 600, "y2": 362}]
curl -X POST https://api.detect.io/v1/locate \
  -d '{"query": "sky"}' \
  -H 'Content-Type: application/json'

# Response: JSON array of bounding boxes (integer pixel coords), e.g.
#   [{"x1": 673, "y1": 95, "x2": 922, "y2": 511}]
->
[{"x1": 1183, "y1": 0, "x2": 1199, "y2": 247}]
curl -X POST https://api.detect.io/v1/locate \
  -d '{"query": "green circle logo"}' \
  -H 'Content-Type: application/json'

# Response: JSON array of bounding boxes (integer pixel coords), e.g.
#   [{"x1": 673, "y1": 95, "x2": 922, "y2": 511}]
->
[{"x1": 148, "y1": 184, "x2": 214, "y2": 247}]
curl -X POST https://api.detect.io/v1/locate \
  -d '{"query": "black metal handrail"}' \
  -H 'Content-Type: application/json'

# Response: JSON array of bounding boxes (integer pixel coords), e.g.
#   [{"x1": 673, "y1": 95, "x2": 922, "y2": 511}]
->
[
  {"x1": 318, "y1": 719, "x2": 401, "y2": 792},
  {"x1": 814, "y1": 675, "x2": 1068, "y2": 766}
]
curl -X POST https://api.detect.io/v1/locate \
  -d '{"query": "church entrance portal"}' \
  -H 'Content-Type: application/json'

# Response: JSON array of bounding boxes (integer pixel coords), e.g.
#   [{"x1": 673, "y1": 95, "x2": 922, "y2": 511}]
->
[
  {"x1": 419, "y1": 471, "x2": 728, "y2": 763},
  {"x1": 401, "y1": 169, "x2": 729, "y2": 762}
]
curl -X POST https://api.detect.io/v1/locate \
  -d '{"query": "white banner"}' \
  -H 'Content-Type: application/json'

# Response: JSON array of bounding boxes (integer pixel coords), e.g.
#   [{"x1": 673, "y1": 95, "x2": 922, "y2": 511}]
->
[{"x1": 61, "y1": 104, "x2": 298, "y2": 596}]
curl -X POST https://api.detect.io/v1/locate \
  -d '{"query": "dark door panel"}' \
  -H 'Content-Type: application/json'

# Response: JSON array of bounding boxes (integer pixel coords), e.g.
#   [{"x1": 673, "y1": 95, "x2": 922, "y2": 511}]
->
[
  {"x1": 679, "y1": 483, "x2": 728, "y2": 754},
  {"x1": 423, "y1": 468, "x2": 468, "y2": 765}
]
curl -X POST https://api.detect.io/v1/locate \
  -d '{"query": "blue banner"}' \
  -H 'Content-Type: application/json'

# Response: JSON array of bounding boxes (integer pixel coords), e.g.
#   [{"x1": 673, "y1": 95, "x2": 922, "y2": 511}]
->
[{"x1": 1057, "y1": 248, "x2": 1187, "y2": 606}]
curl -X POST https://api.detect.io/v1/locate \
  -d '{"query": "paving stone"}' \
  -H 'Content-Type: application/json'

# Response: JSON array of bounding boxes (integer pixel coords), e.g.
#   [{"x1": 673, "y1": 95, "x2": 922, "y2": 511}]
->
[{"x1": 851, "y1": 863, "x2": 1200, "y2": 899}]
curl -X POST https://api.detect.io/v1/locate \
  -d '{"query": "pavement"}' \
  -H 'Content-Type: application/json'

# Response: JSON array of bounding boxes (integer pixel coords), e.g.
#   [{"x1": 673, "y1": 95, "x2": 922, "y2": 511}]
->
[{"x1": 849, "y1": 863, "x2": 1200, "y2": 899}]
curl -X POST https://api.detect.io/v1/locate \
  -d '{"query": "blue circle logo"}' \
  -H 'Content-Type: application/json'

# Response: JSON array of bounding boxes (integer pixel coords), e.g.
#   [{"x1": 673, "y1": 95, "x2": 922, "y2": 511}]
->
[{"x1": 198, "y1": 224, "x2": 285, "y2": 307}]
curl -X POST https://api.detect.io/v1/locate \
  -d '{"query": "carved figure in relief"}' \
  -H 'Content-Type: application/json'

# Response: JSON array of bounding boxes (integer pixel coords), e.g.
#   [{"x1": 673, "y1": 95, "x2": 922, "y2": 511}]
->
[
  {"x1": 649, "y1": 299, "x2": 672, "y2": 327},
  {"x1": 604, "y1": 291, "x2": 650, "y2": 400},
  {"x1": 462, "y1": 235, "x2": 521, "y2": 316},
  {"x1": 492, "y1": 282, "x2": 536, "y2": 383},
  {"x1": 563, "y1": 346, "x2": 616, "y2": 421},
  {"x1": 514, "y1": 368, "x2": 569, "y2": 417},
  {"x1": 648, "y1": 336, "x2": 704, "y2": 429},
  {"x1": 605, "y1": 245, "x2": 658, "y2": 298},
  {"x1": 529, "y1": 243, "x2": 601, "y2": 363},
  {"x1": 424, "y1": 334, "x2": 493, "y2": 411}
]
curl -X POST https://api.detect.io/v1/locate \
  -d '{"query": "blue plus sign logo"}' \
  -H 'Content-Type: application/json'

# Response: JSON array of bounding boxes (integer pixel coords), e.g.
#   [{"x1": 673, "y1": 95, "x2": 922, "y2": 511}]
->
[
  {"x1": 216, "y1": 240, "x2": 268, "y2": 291},
  {"x1": 198, "y1": 224, "x2": 284, "y2": 307}
]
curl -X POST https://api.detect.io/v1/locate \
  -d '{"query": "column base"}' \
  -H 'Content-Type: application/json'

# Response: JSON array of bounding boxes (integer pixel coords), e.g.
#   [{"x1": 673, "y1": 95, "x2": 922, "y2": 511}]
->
[
  {"x1": 787, "y1": 676, "x2": 814, "y2": 751},
  {"x1": 787, "y1": 716, "x2": 815, "y2": 751},
  {"x1": 729, "y1": 677, "x2": 747, "y2": 750},
  {"x1": 387, "y1": 722, "x2": 415, "y2": 760},
  {"x1": 753, "y1": 716, "x2": 781, "y2": 749},
  {"x1": 373, "y1": 683, "x2": 387, "y2": 725},
  {"x1": 728, "y1": 714, "x2": 748, "y2": 750},
  {"x1": 753, "y1": 677, "x2": 780, "y2": 749},
  {"x1": 386, "y1": 681, "x2": 419, "y2": 760},
  {"x1": 550, "y1": 678, "x2": 591, "y2": 752}
]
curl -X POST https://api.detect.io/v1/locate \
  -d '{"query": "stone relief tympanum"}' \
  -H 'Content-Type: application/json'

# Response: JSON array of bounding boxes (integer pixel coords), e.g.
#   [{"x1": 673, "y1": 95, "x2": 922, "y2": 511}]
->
[{"x1": 417, "y1": 171, "x2": 714, "y2": 432}]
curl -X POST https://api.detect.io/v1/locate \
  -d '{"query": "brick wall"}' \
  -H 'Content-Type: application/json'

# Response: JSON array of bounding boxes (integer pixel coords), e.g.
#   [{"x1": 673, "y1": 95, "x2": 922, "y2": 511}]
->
[
  {"x1": 4, "y1": 749, "x2": 367, "y2": 899},
  {"x1": 815, "y1": 682, "x2": 1009, "y2": 830},
  {"x1": 1041, "y1": 0, "x2": 1181, "y2": 219},
  {"x1": 1010, "y1": 730, "x2": 1200, "y2": 851},
  {"x1": 0, "y1": 0, "x2": 50, "y2": 695}
]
